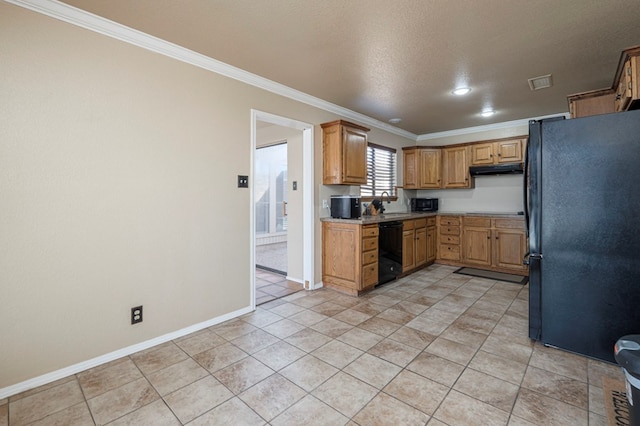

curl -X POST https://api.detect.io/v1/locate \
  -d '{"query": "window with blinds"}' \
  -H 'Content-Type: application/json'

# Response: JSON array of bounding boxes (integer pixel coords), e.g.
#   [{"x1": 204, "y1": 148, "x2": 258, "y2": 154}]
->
[{"x1": 361, "y1": 142, "x2": 397, "y2": 197}]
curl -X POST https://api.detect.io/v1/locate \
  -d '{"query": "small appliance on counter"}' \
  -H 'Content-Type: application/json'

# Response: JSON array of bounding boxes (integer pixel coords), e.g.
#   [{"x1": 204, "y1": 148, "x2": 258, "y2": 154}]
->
[
  {"x1": 330, "y1": 195, "x2": 361, "y2": 219},
  {"x1": 410, "y1": 198, "x2": 438, "y2": 212}
]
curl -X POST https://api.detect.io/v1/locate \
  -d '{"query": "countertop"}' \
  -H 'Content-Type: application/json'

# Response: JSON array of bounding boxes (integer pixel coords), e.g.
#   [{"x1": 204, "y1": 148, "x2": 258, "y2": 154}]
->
[{"x1": 320, "y1": 211, "x2": 525, "y2": 224}]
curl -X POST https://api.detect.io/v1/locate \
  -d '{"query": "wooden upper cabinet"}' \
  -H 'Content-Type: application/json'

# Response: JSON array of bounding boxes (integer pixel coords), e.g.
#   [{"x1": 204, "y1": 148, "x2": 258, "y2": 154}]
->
[
  {"x1": 567, "y1": 45, "x2": 640, "y2": 118},
  {"x1": 402, "y1": 147, "x2": 441, "y2": 189},
  {"x1": 614, "y1": 47, "x2": 640, "y2": 112},
  {"x1": 568, "y1": 89, "x2": 616, "y2": 118},
  {"x1": 470, "y1": 143, "x2": 494, "y2": 165},
  {"x1": 403, "y1": 148, "x2": 418, "y2": 189},
  {"x1": 419, "y1": 149, "x2": 442, "y2": 188},
  {"x1": 322, "y1": 120, "x2": 369, "y2": 185},
  {"x1": 442, "y1": 146, "x2": 471, "y2": 188},
  {"x1": 470, "y1": 139, "x2": 524, "y2": 166}
]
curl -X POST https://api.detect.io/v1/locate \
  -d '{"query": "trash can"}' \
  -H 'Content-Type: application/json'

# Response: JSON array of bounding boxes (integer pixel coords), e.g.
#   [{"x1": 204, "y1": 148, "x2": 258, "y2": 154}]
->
[{"x1": 614, "y1": 335, "x2": 640, "y2": 426}]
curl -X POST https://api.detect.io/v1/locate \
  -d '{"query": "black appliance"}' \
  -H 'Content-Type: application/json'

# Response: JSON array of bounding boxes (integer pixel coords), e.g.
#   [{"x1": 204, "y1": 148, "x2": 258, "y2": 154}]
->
[
  {"x1": 525, "y1": 110, "x2": 640, "y2": 363},
  {"x1": 410, "y1": 198, "x2": 439, "y2": 212},
  {"x1": 469, "y1": 162, "x2": 523, "y2": 176},
  {"x1": 330, "y1": 195, "x2": 361, "y2": 219},
  {"x1": 378, "y1": 221, "x2": 403, "y2": 285}
]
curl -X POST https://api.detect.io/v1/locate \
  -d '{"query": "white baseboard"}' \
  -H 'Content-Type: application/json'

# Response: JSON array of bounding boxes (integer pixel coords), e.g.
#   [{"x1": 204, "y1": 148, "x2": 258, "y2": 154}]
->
[{"x1": 0, "y1": 305, "x2": 253, "y2": 400}]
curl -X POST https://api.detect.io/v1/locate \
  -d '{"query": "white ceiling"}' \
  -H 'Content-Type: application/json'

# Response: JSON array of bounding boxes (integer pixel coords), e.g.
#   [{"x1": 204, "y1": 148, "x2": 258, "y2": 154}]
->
[{"x1": 59, "y1": 0, "x2": 640, "y2": 136}]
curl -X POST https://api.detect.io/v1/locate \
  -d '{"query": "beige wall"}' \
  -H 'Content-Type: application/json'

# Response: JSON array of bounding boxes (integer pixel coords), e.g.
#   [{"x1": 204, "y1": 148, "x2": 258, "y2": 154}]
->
[
  {"x1": 0, "y1": 3, "x2": 417, "y2": 391},
  {"x1": 0, "y1": 2, "x2": 536, "y2": 392}
]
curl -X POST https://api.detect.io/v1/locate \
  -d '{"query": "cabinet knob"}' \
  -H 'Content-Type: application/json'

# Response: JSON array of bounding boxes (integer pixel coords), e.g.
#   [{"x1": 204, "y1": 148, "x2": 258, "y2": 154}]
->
[{"x1": 487, "y1": 236, "x2": 490, "y2": 239}]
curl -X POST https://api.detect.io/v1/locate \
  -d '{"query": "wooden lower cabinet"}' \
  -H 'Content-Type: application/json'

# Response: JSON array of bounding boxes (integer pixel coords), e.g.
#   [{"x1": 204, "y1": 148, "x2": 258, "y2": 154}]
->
[
  {"x1": 437, "y1": 215, "x2": 462, "y2": 261},
  {"x1": 462, "y1": 217, "x2": 492, "y2": 267},
  {"x1": 426, "y1": 218, "x2": 437, "y2": 263},
  {"x1": 459, "y1": 217, "x2": 528, "y2": 275},
  {"x1": 402, "y1": 218, "x2": 428, "y2": 273},
  {"x1": 322, "y1": 222, "x2": 378, "y2": 295}
]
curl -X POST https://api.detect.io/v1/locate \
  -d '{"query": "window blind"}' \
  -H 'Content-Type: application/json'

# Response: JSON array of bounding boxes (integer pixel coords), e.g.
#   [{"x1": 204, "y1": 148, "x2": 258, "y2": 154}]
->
[{"x1": 361, "y1": 142, "x2": 397, "y2": 197}]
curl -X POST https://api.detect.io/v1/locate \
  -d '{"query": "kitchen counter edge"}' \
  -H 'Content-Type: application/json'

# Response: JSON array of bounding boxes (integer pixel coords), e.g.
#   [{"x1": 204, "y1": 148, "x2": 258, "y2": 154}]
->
[{"x1": 320, "y1": 212, "x2": 524, "y2": 224}]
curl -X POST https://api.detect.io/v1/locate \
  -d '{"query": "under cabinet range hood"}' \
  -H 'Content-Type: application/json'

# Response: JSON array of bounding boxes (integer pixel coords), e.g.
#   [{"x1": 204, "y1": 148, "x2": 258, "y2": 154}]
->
[{"x1": 469, "y1": 162, "x2": 524, "y2": 176}]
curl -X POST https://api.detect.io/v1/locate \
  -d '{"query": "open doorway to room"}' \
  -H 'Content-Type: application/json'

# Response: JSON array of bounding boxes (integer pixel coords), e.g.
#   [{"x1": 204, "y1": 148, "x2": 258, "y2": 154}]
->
[
  {"x1": 254, "y1": 119, "x2": 304, "y2": 305},
  {"x1": 254, "y1": 141, "x2": 288, "y2": 275},
  {"x1": 251, "y1": 110, "x2": 315, "y2": 308}
]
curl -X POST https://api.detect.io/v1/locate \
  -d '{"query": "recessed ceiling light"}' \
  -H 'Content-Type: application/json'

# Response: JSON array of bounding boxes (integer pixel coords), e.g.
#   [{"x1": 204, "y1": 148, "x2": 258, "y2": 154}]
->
[
  {"x1": 452, "y1": 87, "x2": 471, "y2": 96},
  {"x1": 481, "y1": 109, "x2": 495, "y2": 117},
  {"x1": 388, "y1": 118, "x2": 402, "y2": 124}
]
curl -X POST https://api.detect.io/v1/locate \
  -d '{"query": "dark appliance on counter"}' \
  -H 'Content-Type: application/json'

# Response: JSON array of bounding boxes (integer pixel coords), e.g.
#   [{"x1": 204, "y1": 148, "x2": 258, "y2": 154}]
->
[
  {"x1": 378, "y1": 221, "x2": 403, "y2": 285},
  {"x1": 525, "y1": 110, "x2": 640, "y2": 363},
  {"x1": 469, "y1": 162, "x2": 523, "y2": 176},
  {"x1": 330, "y1": 195, "x2": 361, "y2": 219},
  {"x1": 410, "y1": 198, "x2": 438, "y2": 212}
]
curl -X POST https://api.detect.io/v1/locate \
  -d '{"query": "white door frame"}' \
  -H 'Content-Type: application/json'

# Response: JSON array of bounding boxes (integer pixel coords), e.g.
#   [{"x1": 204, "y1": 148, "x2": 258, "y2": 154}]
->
[{"x1": 250, "y1": 110, "x2": 315, "y2": 309}]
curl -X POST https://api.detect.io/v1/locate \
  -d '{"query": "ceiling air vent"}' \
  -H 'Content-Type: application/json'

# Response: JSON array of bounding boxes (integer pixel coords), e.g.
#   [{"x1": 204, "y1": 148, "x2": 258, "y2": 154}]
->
[{"x1": 528, "y1": 74, "x2": 553, "y2": 91}]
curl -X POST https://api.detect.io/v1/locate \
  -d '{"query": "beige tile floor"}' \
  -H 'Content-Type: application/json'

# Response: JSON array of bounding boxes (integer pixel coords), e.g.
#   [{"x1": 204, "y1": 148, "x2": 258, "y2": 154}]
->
[
  {"x1": 255, "y1": 269, "x2": 303, "y2": 306},
  {"x1": 1, "y1": 264, "x2": 625, "y2": 425}
]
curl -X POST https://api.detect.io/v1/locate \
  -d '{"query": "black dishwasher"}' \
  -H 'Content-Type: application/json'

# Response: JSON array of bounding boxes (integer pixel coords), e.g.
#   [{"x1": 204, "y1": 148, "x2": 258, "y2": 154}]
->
[{"x1": 378, "y1": 221, "x2": 403, "y2": 285}]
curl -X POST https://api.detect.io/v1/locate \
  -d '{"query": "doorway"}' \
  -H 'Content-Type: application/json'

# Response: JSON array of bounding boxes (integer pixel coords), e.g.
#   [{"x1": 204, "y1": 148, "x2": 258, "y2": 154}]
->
[
  {"x1": 251, "y1": 111, "x2": 314, "y2": 308},
  {"x1": 255, "y1": 141, "x2": 288, "y2": 276}
]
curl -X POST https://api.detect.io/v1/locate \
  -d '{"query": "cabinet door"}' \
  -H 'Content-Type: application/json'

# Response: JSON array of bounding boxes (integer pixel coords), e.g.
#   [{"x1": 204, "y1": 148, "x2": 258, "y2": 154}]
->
[
  {"x1": 402, "y1": 230, "x2": 415, "y2": 272},
  {"x1": 470, "y1": 143, "x2": 494, "y2": 165},
  {"x1": 442, "y1": 146, "x2": 471, "y2": 188},
  {"x1": 415, "y1": 226, "x2": 427, "y2": 267},
  {"x1": 403, "y1": 149, "x2": 418, "y2": 189},
  {"x1": 462, "y1": 227, "x2": 492, "y2": 266},
  {"x1": 426, "y1": 226, "x2": 437, "y2": 262},
  {"x1": 322, "y1": 223, "x2": 359, "y2": 287},
  {"x1": 322, "y1": 125, "x2": 342, "y2": 184},
  {"x1": 496, "y1": 139, "x2": 523, "y2": 163},
  {"x1": 419, "y1": 149, "x2": 441, "y2": 188},
  {"x1": 342, "y1": 126, "x2": 367, "y2": 184},
  {"x1": 494, "y1": 229, "x2": 527, "y2": 271}
]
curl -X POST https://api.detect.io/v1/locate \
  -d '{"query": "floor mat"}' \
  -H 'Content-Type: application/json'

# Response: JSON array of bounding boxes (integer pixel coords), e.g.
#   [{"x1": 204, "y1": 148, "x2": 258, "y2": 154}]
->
[
  {"x1": 602, "y1": 375, "x2": 630, "y2": 426},
  {"x1": 454, "y1": 267, "x2": 529, "y2": 284}
]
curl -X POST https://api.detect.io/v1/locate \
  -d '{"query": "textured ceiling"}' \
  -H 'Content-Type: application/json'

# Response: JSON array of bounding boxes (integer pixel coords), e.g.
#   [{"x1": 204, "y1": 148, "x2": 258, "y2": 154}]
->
[{"x1": 60, "y1": 0, "x2": 640, "y2": 136}]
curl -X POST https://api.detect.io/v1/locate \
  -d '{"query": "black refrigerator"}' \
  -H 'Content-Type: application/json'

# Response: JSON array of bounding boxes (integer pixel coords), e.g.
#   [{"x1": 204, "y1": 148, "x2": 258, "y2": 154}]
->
[{"x1": 526, "y1": 109, "x2": 640, "y2": 363}]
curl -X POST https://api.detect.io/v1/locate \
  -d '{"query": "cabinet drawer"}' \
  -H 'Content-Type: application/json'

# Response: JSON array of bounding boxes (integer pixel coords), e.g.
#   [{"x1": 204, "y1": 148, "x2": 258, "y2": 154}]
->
[
  {"x1": 464, "y1": 217, "x2": 491, "y2": 227},
  {"x1": 414, "y1": 218, "x2": 427, "y2": 228},
  {"x1": 440, "y1": 225, "x2": 460, "y2": 236},
  {"x1": 403, "y1": 220, "x2": 415, "y2": 231},
  {"x1": 441, "y1": 235, "x2": 460, "y2": 245},
  {"x1": 362, "y1": 263, "x2": 378, "y2": 287},
  {"x1": 426, "y1": 217, "x2": 436, "y2": 227},
  {"x1": 362, "y1": 250, "x2": 377, "y2": 265},
  {"x1": 362, "y1": 225, "x2": 379, "y2": 238},
  {"x1": 440, "y1": 217, "x2": 460, "y2": 226},
  {"x1": 363, "y1": 237, "x2": 378, "y2": 251},
  {"x1": 439, "y1": 244, "x2": 460, "y2": 260},
  {"x1": 492, "y1": 218, "x2": 524, "y2": 230}
]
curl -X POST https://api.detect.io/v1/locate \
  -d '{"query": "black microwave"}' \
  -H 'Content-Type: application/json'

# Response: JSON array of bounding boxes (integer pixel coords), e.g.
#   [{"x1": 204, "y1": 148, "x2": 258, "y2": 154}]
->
[
  {"x1": 330, "y1": 195, "x2": 361, "y2": 219},
  {"x1": 410, "y1": 198, "x2": 438, "y2": 212}
]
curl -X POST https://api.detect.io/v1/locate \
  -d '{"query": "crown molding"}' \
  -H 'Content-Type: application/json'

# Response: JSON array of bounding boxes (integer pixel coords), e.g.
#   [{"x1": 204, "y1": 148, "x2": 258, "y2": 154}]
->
[
  {"x1": 417, "y1": 112, "x2": 570, "y2": 141},
  {"x1": 5, "y1": 0, "x2": 418, "y2": 140},
  {"x1": 6, "y1": 0, "x2": 570, "y2": 142}
]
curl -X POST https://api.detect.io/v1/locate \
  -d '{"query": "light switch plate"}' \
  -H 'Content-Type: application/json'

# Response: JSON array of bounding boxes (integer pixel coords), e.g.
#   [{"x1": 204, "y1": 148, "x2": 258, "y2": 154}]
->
[{"x1": 238, "y1": 175, "x2": 248, "y2": 188}]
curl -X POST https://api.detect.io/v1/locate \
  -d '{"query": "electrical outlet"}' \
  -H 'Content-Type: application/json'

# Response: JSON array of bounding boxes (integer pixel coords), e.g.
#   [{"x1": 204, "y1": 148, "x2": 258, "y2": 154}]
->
[
  {"x1": 131, "y1": 305, "x2": 143, "y2": 324},
  {"x1": 322, "y1": 199, "x2": 329, "y2": 209},
  {"x1": 237, "y1": 175, "x2": 248, "y2": 188}
]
